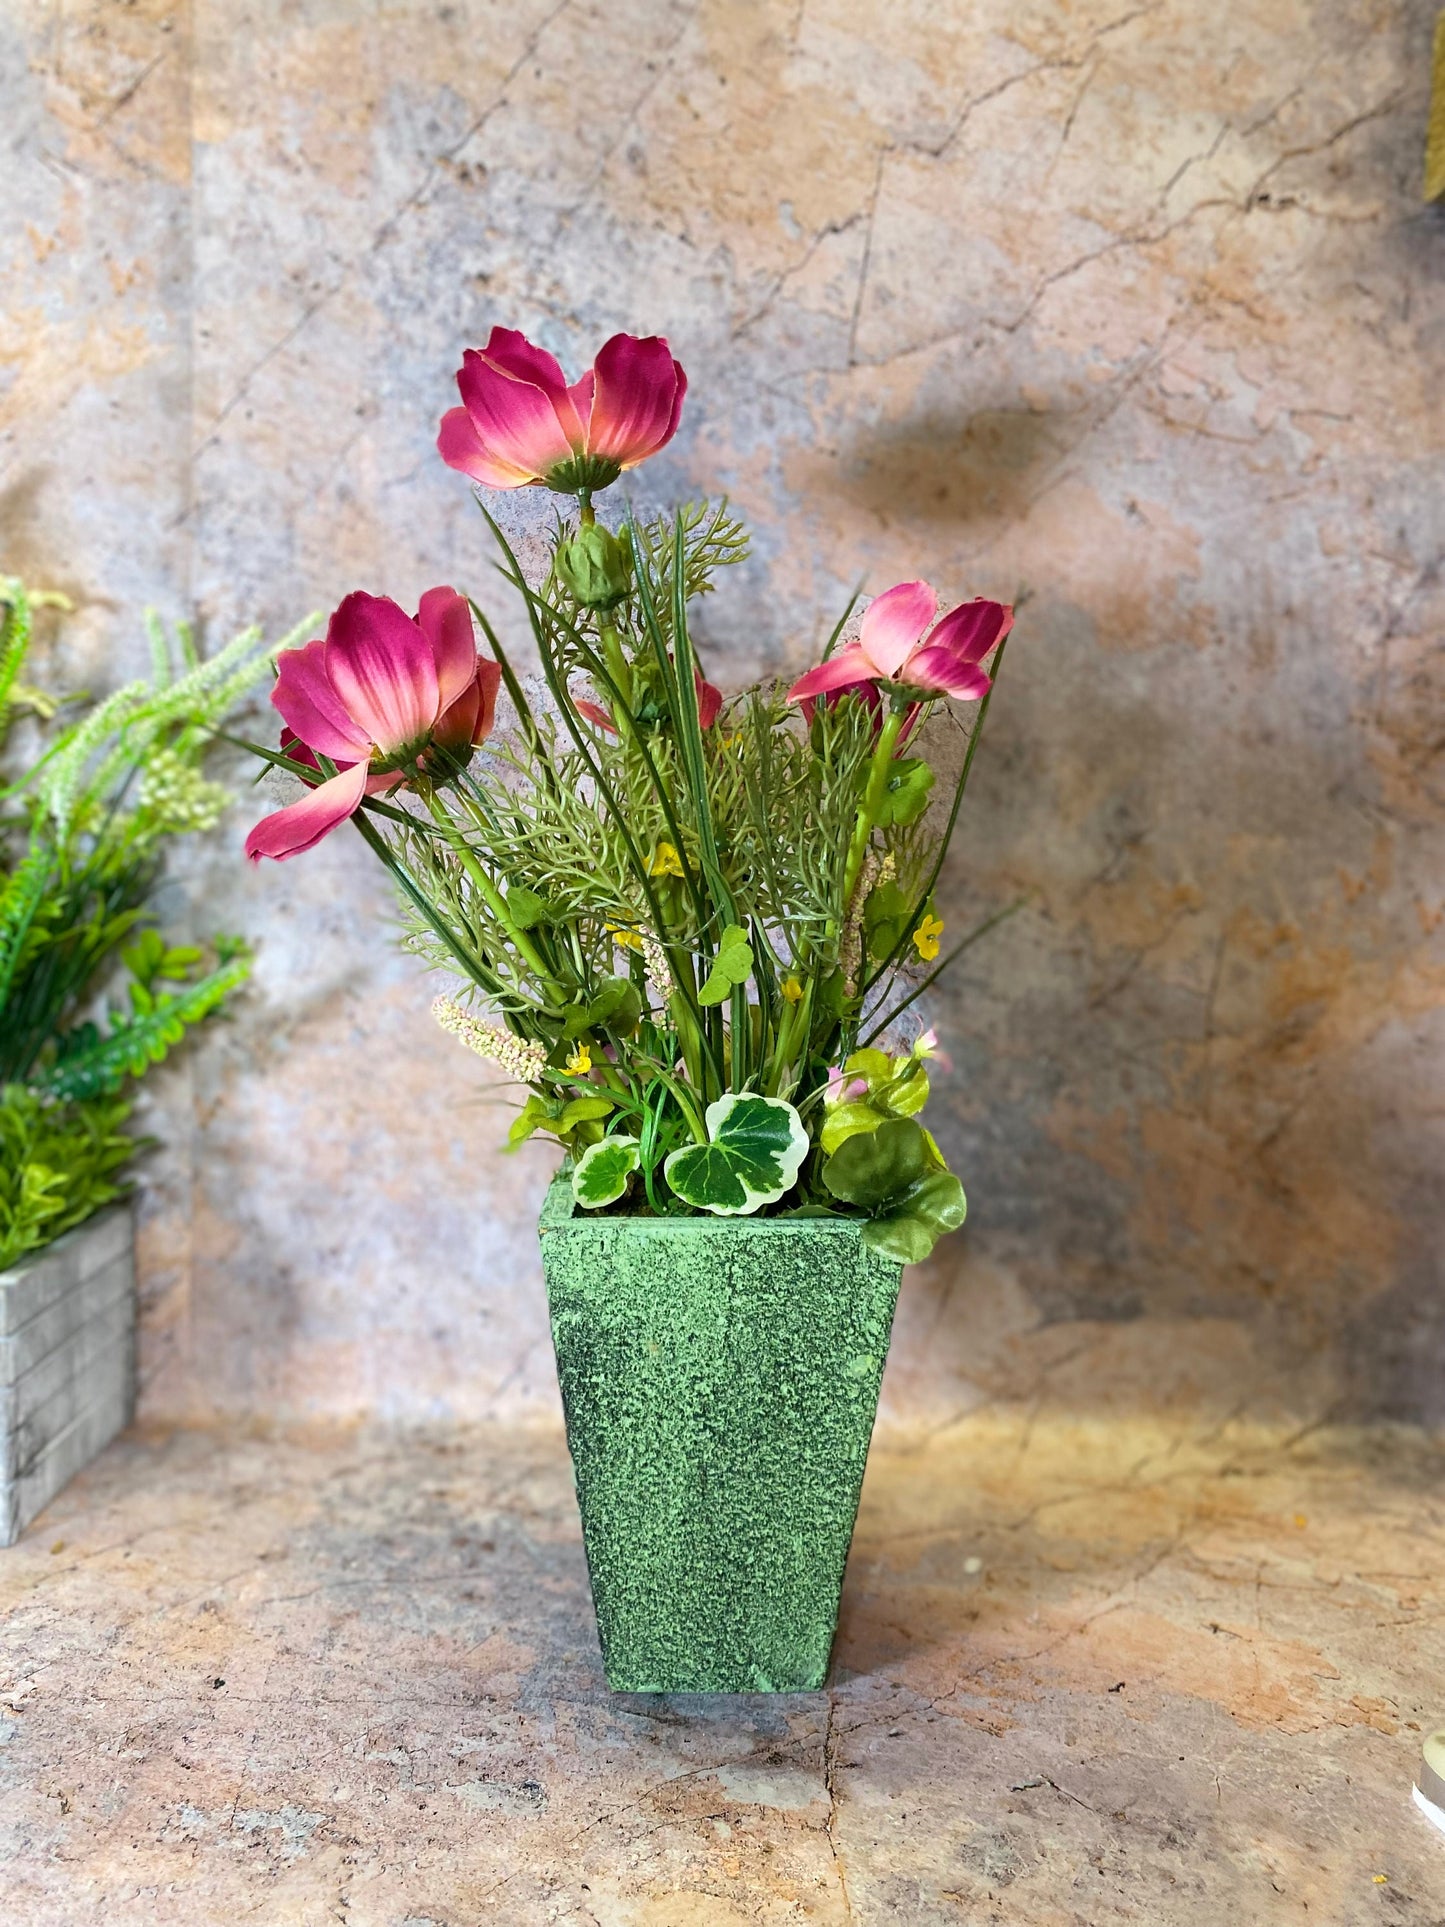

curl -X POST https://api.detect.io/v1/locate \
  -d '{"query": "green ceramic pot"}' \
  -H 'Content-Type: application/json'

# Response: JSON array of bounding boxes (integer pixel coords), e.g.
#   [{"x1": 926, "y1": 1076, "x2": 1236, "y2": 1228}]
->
[{"x1": 538, "y1": 1176, "x2": 903, "y2": 1693}]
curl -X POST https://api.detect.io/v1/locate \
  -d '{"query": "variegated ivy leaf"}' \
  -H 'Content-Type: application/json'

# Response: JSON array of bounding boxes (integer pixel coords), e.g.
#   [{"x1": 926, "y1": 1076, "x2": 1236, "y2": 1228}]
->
[
  {"x1": 664, "y1": 1092, "x2": 808, "y2": 1216},
  {"x1": 572, "y1": 1134, "x2": 640, "y2": 1209}
]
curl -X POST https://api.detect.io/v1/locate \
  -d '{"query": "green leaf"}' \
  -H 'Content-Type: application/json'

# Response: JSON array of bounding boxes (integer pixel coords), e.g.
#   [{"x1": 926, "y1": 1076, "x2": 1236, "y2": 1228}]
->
[
  {"x1": 696, "y1": 924, "x2": 753, "y2": 1006},
  {"x1": 862, "y1": 1171, "x2": 967, "y2": 1265},
  {"x1": 822, "y1": 1117, "x2": 928, "y2": 1209},
  {"x1": 862, "y1": 881, "x2": 913, "y2": 964},
  {"x1": 820, "y1": 1101, "x2": 885, "y2": 1156},
  {"x1": 664, "y1": 1092, "x2": 808, "y2": 1216},
  {"x1": 506, "y1": 1094, "x2": 552, "y2": 1149},
  {"x1": 843, "y1": 1047, "x2": 892, "y2": 1084},
  {"x1": 874, "y1": 756, "x2": 935, "y2": 828},
  {"x1": 564, "y1": 975, "x2": 644, "y2": 1039},
  {"x1": 560, "y1": 1094, "x2": 616, "y2": 1130},
  {"x1": 590, "y1": 975, "x2": 643, "y2": 1036},
  {"x1": 572, "y1": 1134, "x2": 640, "y2": 1209},
  {"x1": 880, "y1": 1055, "x2": 930, "y2": 1118},
  {"x1": 506, "y1": 885, "x2": 552, "y2": 930}
]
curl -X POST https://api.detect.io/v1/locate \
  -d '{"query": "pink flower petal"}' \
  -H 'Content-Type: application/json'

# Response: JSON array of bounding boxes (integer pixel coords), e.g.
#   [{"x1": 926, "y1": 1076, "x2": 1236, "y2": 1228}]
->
[
  {"x1": 900, "y1": 644, "x2": 993, "y2": 700},
  {"x1": 415, "y1": 585, "x2": 478, "y2": 712},
  {"x1": 455, "y1": 349, "x2": 579, "y2": 482},
  {"x1": 918, "y1": 598, "x2": 1013, "y2": 670},
  {"x1": 271, "y1": 639, "x2": 371, "y2": 764},
  {"x1": 859, "y1": 581, "x2": 938, "y2": 677},
  {"x1": 587, "y1": 334, "x2": 686, "y2": 469},
  {"x1": 437, "y1": 406, "x2": 535, "y2": 489},
  {"x1": 695, "y1": 669, "x2": 722, "y2": 729},
  {"x1": 324, "y1": 593, "x2": 440, "y2": 756},
  {"x1": 574, "y1": 698, "x2": 617, "y2": 732},
  {"x1": 787, "y1": 642, "x2": 879, "y2": 706},
  {"x1": 245, "y1": 758, "x2": 369, "y2": 862},
  {"x1": 434, "y1": 658, "x2": 503, "y2": 759},
  {"x1": 568, "y1": 368, "x2": 595, "y2": 436},
  {"x1": 478, "y1": 326, "x2": 589, "y2": 450}
]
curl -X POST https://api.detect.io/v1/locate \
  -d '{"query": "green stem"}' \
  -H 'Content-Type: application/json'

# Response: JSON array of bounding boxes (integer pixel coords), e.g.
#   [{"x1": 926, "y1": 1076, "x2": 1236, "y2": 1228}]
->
[
  {"x1": 419, "y1": 789, "x2": 554, "y2": 985},
  {"x1": 598, "y1": 620, "x2": 632, "y2": 707},
  {"x1": 842, "y1": 707, "x2": 904, "y2": 908},
  {"x1": 578, "y1": 495, "x2": 595, "y2": 527}
]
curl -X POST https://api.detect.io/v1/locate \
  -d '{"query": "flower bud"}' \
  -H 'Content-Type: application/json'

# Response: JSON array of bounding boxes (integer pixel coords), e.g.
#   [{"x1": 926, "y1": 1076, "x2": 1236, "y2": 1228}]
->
[{"x1": 555, "y1": 524, "x2": 632, "y2": 611}]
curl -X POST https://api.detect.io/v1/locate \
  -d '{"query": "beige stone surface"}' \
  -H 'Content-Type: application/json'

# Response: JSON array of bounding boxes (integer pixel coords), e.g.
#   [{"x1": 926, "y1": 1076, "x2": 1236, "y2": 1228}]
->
[
  {"x1": 2, "y1": 1408, "x2": 1444, "y2": 1923},
  {"x1": 3, "y1": 2, "x2": 1444, "y2": 1427}
]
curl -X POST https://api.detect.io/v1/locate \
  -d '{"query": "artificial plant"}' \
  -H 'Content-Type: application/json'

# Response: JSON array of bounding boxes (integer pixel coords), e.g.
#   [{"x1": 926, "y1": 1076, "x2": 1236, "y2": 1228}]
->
[
  {"x1": 245, "y1": 329, "x2": 1018, "y2": 1262},
  {"x1": 0, "y1": 577, "x2": 305, "y2": 1267}
]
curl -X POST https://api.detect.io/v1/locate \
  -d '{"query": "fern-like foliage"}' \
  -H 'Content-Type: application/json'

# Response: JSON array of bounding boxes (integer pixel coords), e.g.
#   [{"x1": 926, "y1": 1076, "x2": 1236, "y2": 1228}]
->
[
  {"x1": 0, "y1": 1086, "x2": 135, "y2": 1272},
  {"x1": 0, "y1": 575, "x2": 312, "y2": 1265}
]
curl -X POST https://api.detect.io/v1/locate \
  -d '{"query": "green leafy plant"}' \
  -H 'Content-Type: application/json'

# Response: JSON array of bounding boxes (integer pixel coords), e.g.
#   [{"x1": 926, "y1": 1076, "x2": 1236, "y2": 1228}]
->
[{"x1": 0, "y1": 577, "x2": 308, "y2": 1270}]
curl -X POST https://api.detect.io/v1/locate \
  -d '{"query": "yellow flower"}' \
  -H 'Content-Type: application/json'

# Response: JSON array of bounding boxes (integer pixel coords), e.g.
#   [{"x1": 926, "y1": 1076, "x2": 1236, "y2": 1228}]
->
[
  {"x1": 780, "y1": 975, "x2": 804, "y2": 1005},
  {"x1": 564, "y1": 1043, "x2": 593, "y2": 1076},
  {"x1": 912, "y1": 912, "x2": 944, "y2": 962},
  {"x1": 606, "y1": 922, "x2": 644, "y2": 951},
  {"x1": 648, "y1": 840, "x2": 684, "y2": 878}
]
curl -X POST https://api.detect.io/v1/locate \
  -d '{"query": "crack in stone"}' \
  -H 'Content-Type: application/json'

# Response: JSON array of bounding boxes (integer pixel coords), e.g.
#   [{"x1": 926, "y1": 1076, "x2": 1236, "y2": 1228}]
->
[{"x1": 823, "y1": 1692, "x2": 853, "y2": 1920}]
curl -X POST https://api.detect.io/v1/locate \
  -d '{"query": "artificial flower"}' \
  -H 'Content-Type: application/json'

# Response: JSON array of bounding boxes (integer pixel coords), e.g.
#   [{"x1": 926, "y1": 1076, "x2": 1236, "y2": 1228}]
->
[
  {"x1": 437, "y1": 328, "x2": 687, "y2": 495},
  {"x1": 432, "y1": 998, "x2": 549, "y2": 1081},
  {"x1": 565, "y1": 1043, "x2": 593, "y2": 1076},
  {"x1": 789, "y1": 580, "x2": 1012, "y2": 716},
  {"x1": 245, "y1": 588, "x2": 500, "y2": 862},
  {"x1": 823, "y1": 1065, "x2": 871, "y2": 1107},
  {"x1": 607, "y1": 923, "x2": 644, "y2": 951},
  {"x1": 912, "y1": 911, "x2": 945, "y2": 961},
  {"x1": 649, "y1": 841, "x2": 685, "y2": 878},
  {"x1": 780, "y1": 975, "x2": 804, "y2": 1004}
]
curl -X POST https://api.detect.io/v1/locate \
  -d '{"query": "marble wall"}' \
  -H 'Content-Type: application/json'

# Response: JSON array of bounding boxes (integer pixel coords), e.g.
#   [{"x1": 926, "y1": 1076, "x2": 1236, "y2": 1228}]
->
[{"x1": 5, "y1": 0, "x2": 1443, "y2": 1427}]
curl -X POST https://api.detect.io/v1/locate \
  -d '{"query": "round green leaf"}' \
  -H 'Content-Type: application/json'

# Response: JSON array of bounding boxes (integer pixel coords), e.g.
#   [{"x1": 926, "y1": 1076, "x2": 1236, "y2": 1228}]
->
[
  {"x1": 572, "y1": 1134, "x2": 640, "y2": 1209},
  {"x1": 697, "y1": 925, "x2": 754, "y2": 1006},
  {"x1": 664, "y1": 1092, "x2": 808, "y2": 1216},
  {"x1": 823, "y1": 1117, "x2": 928, "y2": 1209},
  {"x1": 820, "y1": 1101, "x2": 884, "y2": 1157},
  {"x1": 874, "y1": 756, "x2": 935, "y2": 828},
  {"x1": 862, "y1": 1171, "x2": 968, "y2": 1265}
]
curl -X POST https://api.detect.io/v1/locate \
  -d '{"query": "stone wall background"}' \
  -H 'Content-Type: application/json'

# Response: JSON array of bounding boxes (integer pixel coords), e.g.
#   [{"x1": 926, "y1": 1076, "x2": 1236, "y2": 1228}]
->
[{"x1": 4, "y1": 0, "x2": 1443, "y2": 1429}]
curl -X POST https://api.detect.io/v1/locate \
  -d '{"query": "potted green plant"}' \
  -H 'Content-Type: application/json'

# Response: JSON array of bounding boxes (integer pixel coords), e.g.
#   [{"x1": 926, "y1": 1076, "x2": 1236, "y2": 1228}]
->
[
  {"x1": 243, "y1": 329, "x2": 1017, "y2": 1691},
  {"x1": 0, "y1": 578, "x2": 304, "y2": 1544}
]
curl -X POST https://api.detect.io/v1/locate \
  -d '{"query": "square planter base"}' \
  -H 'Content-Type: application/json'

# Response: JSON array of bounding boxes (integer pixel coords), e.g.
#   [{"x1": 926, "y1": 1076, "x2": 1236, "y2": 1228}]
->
[
  {"x1": 539, "y1": 1178, "x2": 902, "y2": 1692},
  {"x1": 0, "y1": 1204, "x2": 135, "y2": 1547}
]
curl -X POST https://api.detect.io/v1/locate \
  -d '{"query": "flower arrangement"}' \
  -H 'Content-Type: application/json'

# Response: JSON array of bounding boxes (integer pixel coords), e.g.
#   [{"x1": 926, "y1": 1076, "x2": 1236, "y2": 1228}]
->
[
  {"x1": 245, "y1": 330, "x2": 1016, "y2": 1262},
  {"x1": 0, "y1": 577, "x2": 303, "y2": 1268}
]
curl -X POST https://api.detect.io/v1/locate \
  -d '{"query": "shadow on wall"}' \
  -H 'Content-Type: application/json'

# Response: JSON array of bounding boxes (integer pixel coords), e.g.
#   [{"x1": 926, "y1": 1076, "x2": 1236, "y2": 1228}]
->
[
  {"x1": 827, "y1": 406, "x2": 1444, "y2": 1427},
  {"x1": 832, "y1": 400, "x2": 1072, "y2": 531}
]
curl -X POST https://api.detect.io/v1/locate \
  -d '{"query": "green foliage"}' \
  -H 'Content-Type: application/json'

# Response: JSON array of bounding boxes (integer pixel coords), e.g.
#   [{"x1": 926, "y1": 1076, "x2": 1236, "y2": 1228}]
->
[
  {"x1": 819, "y1": 1044, "x2": 933, "y2": 1155},
  {"x1": 873, "y1": 757, "x2": 935, "y2": 828},
  {"x1": 696, "y1": 923, "x2": 752, "y2": 1006},
  {"x1": 290, "y1": 489, "x2": 1011, "y2": 1258},
  {"x1": 821, "y1": 1115, "x2": 967, "y2": 1264},
  {"x1": 0, "y1": 575, "x2": 304, "y2": 1261},
  {"x1": 664, "y1": 1093, "x2": 809, "y2": 1217},
  {"x1": 572, "y1": 1134, "x2": 641, "y2": 1208},
  {"x1": 0, "y1": 1085, "x2": 134, "y2": 1272}
]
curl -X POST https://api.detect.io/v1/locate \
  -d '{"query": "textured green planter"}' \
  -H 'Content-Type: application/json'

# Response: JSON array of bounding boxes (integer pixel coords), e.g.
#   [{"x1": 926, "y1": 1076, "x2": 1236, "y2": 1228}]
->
[{"x1": 538, "y1": 1176, "x2": 903, "y2": 1692}]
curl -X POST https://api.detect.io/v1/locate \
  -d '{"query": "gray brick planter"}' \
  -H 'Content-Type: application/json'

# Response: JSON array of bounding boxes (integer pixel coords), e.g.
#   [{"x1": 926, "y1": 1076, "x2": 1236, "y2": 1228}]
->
[{"x1": 0, "y1": 1203, "x2": 135, "y2": 1546}]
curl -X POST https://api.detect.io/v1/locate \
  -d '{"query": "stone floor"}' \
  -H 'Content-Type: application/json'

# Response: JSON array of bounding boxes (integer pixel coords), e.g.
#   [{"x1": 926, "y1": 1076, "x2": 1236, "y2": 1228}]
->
[{"x1": 2, "y1": 1407, "x2": 1444, "y2": 1925}]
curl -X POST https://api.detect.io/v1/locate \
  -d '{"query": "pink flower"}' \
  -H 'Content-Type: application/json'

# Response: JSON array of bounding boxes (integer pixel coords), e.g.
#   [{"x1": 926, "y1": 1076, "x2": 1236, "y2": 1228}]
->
[
  {"x1": 789, "y1": 581, "x2": 1012, "y2": 716},
  {"x1": 823, "y1": 1066, "x2": 871, "y2": 1108},
  {"x1": 437, "y1": 328, "x2": 687, "y2": 495},
  {"x1": 245, "y1": 588, "x2": 501, "y2": 863},
  {"x1": 573, "y1": 667, "x2": 722, "y2": 733}
]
